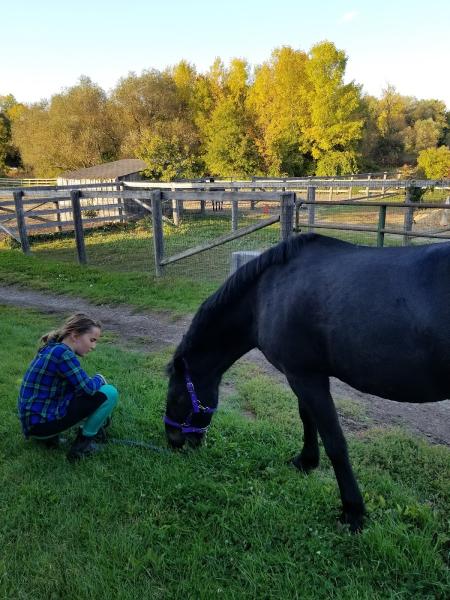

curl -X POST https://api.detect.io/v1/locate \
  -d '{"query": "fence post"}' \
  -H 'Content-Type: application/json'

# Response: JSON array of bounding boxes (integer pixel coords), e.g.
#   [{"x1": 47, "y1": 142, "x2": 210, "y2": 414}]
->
[
  {"x1": 295, "y1": 198, "x2": 301, "y2": 232},
  {"x1": 53, "y1": 200, "x2": 62, "y2": 233},
  {"x1": 377, "y1": 205, "x2": 386, "y2": 247},
  {"x1": 403, "y1": 186, "x2": 415, "y2": 246},
  {"x1": 151, "y1": 190, "x2": 164, "y2": 276},
  {"x1": 307, "y1": 186, "x2": 316, "y2": 232},
  {"x1": 250, "y1": 185, "x2": 256, "y2": 210},
  {"x1": 70, "y1": 190, "x2": 87, "y2": 265},
  {"x1": 366, "y1": 173, "x2": 372, "y2": 198},
  {"x1": 280, "y1": 192, "x2": 295, "y2": 241},
  {"x1": 381, "y1": 171, "x2": 387, "y2": 197},
  {"x1": 231, "y1": 198, "x2": 238, "y2": 231},
  {"x1": 171, "y1": 188, "x2": 181, "y2": 226},
  {"x1": 13, "y1": 189, "x2": 31, "y2": 255},
  {"x1": 116, "y1": 181, "x2": 124, "y2": 223},
  {"x1": 348, "y1": 176, "x2": 353, "y2": 200},
  {"x1": 440, "y1": 196, "x2": 450, "y2": 227}
]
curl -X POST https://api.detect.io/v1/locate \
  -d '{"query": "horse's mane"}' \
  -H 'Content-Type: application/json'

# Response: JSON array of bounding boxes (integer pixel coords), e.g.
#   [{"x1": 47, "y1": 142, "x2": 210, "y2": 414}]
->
[{"x1": 172, "y1": 233, "x2": 349, "y2": 362}]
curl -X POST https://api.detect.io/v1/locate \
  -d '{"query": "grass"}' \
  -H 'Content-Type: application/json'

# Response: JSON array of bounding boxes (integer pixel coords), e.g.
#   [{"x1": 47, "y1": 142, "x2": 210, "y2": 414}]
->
[
  {"x1": 1, "y1": 305, "x2": 449, "y2": 599},
  {"x1": 1, "y1": 202, "x2": 447, "y2": 312},
  {"x1": 0, "y1": 216, "x2": 280, "y2": 312}
]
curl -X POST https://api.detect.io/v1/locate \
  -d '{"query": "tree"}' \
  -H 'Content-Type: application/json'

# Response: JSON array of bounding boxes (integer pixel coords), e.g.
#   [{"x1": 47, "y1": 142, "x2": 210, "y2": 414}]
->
[
  {"x1": 247, "y1": 46, "x2": 310, "y2": 175},
  {"x1": 203, "y1": 59, "x2": 264, "y2": 177},
  {"x1": 137, "y1": 119, "x2": 203, "y2": 181},
  {"x1": 12, "y1": 78, "x2": 116, "y2": 176},
  {"x1": 110, "y1": 70, "x2": 183, "y2": 157},
  {"x1": 302, "y1": 41, "x2": 364, "y2": 175},
  {"x1": 204, "y1": 97, "x2": 263, "y2": 177},
  {"x1": 417, "y1": 146, "x2": 450, "y2": 179},
  {"x1": 0, "y1": 94, "x2": 22, "y2": 173},
  {"x1": 362, "y1": 86, "x2": 409, "y2": 168}
]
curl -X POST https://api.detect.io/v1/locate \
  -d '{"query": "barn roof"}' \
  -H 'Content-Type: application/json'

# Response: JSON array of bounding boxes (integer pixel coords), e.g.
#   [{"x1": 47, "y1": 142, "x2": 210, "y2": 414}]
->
[{"x1": 59, "y1": 159, "x2": 147, "y2": 180}]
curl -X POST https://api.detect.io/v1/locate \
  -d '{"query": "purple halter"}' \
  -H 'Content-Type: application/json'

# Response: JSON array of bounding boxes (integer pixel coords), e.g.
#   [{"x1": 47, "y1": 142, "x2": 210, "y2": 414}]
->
[{"x1": 164, "y1": 359, "x2": 217, "y2": 434}]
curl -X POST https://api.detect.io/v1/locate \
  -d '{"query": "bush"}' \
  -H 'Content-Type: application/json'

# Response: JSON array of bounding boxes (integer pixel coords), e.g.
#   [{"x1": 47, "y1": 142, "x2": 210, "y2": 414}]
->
[{"x1": 417, "y1": 146, "x2": 450, "y2": 179}]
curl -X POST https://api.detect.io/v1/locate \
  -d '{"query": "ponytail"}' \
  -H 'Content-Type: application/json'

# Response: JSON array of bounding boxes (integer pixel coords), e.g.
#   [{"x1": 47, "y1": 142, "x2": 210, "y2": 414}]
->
[{"x1": 40, "y1": 313, "x2": 102, "y2": 348}]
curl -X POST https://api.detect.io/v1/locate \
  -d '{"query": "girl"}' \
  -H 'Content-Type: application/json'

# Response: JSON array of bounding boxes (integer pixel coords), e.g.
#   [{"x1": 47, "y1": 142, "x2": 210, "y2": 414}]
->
[{"x1": 18, "y1": 313, "x2": 119, "y2": 462}]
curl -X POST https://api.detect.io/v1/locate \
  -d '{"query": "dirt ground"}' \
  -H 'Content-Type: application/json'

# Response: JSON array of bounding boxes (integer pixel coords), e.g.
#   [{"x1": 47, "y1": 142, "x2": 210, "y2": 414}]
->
[{"x1": 1, "y1": 284, "x2": 449, "y2": 446}]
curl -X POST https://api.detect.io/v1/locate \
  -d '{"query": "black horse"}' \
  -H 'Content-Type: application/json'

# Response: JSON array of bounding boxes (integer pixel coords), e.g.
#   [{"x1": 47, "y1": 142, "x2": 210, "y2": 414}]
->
[{"x1": 164, "y1": 233, "x2": 450, "y2": 531}]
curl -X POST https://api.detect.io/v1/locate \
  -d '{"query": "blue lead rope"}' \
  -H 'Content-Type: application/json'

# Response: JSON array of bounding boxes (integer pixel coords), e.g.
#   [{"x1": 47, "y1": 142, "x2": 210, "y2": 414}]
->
[{"x1": 109, "y1": 437, "x2": 169, "y2": 453}]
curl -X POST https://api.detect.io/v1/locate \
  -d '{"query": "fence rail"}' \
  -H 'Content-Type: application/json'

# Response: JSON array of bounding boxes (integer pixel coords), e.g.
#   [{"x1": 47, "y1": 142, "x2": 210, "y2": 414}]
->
[
  {"x1": 0, "y1": 178, "x2": 57, "y2": 188},
  {"x1": 3, "y1": 182, "x2": 450, "y2": 278}
]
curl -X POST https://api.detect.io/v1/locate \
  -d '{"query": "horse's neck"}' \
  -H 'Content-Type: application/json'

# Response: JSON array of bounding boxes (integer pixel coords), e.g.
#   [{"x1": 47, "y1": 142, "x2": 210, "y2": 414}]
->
[{"x1": 188, "y1": 294, "x2": 255, "y2": 378}]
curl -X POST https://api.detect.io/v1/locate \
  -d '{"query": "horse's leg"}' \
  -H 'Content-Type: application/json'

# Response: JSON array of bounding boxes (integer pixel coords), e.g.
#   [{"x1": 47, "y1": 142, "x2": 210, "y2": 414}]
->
[
  {"x1": 289, "y1": 395, "x2": 319, "y2": 472},
  {"x1": 287, "y1": 372, "x2": 365, "y2": 532}
]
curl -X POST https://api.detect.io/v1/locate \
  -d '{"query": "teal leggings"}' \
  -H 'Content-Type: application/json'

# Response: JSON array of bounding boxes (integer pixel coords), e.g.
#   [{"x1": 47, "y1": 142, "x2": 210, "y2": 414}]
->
[
  {"x1": 29, "y1": 384, "x2": 119, "y2": 439},
  {"x1": 82, "y1": 384, "x2": 119, "y2": 436}
]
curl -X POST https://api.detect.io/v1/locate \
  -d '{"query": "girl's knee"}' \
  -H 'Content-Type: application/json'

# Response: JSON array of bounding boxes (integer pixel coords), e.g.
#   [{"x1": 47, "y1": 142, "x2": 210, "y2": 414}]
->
[{"x1": 100, "y1": 384, "x2": 119, "y2": 407}]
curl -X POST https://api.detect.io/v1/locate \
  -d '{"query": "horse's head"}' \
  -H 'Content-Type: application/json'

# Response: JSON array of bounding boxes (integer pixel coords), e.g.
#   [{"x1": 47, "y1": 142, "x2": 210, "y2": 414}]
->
[{"x1": 164, "y1": 356, "x2": 218, "y2": 449}]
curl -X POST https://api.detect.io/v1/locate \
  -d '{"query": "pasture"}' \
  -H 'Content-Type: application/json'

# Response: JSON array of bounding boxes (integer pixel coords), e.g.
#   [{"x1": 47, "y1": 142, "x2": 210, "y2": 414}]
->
[
  {"x1": 0, "y1": 199, "x2": 447, "y2": 310},
  {"x1": 1, "y1": 305, "x2": 449, "y2": 599}
]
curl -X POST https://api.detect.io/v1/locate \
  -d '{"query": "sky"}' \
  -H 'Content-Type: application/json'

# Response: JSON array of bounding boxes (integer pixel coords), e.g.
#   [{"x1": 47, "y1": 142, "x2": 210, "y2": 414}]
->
[{"x1": 2, "y1": 0, "x2": 449, "y2": 107}]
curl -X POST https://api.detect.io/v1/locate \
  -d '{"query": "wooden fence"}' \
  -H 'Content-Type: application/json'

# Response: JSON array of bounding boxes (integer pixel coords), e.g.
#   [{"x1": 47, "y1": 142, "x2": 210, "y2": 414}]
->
[
  {"x1": 0, "y1": 177, "x2": 57, "y2": 188},
  {"x1": 3, "y1": 181, "x2": 450, "y2": 277}
]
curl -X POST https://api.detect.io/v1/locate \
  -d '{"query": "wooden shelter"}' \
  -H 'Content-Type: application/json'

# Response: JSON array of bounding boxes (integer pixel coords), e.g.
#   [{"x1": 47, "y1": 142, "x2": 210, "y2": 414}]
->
[{"x1": 57, "y1": 159, "x2": 147, "y2": 220}]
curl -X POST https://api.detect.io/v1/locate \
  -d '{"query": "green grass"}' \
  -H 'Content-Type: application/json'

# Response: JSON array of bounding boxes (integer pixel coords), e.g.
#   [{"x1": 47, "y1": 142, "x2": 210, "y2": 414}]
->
[
  {"x1": 1, "y1": 306, "x2": 449, "y2": 599},
  {"x1": 0, "y1": 216, "x2": 280, "y2": 312},
  {"x1": 1, "y1": 204, "x2": 447, "y2": 313}
]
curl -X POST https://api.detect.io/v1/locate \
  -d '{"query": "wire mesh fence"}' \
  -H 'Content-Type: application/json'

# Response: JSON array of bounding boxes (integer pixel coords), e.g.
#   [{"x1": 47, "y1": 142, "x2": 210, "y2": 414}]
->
[
  {"x1": 160, "y1": 197, "x2": 282, "y2": 284},
  {"x1": 2, "y1": 182, "x2": 450, "y2": 289}
]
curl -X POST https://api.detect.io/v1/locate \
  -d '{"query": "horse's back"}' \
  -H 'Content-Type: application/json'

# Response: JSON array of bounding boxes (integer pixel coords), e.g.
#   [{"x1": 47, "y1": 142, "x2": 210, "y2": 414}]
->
[{"x1": 256, "y1": 236, "x2": 450, "y2": 403}]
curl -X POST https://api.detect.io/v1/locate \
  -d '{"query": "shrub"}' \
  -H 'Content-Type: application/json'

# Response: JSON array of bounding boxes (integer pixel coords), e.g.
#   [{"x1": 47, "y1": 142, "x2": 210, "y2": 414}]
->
[{"x1": 417, "y1": 146, "x2": 450, "y2": 179}]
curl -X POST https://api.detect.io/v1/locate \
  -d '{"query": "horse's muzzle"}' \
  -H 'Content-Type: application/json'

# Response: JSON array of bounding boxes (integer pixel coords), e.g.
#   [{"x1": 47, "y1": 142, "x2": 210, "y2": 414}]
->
[
  {"x1": 165, "y1": 424, "x2": 185, "y2": 449},
  {"x1": 165, "y1": 424, "x2": 204, "y2": 449}
]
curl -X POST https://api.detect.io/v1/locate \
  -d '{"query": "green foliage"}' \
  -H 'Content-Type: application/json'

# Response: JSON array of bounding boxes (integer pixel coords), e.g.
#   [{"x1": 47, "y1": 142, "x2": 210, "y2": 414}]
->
[
  {"x1": 5, "y1": 46, "x2": 450, "y2": 178},
  {"x1": 417, "y1": 146, "x2": 450, "y2": 179},
  {"x1": 0, "y1": 94, "x2": 22, "y2": 173},
  {"x1": 11, "y1": 78, "x2": 116, "y2": 176},
  {"x1": 204, "y1": 98, "x2": 263, "y2": 177},
  {"x1": 247, "y1": 46, "x2": 310, "y2": 175},
  {"x1": 302, "y1": 41, "x2": 364, "y2": 174},
  {"x1": 137, "y1": 119, "x2": 204, "y2": 181}
]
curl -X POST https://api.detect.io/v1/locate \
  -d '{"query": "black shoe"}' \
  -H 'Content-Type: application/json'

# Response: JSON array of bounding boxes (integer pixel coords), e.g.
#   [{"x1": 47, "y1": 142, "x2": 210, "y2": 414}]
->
[
  {"x1": 67, "y1": 431, "x2": 98, "y2": 462},
  {"x1": 93, "y1": 427, "x2": 108, "y2": 443},
  {"x1": 92, "y1": 417, "x2": 112, "y2": 443}
]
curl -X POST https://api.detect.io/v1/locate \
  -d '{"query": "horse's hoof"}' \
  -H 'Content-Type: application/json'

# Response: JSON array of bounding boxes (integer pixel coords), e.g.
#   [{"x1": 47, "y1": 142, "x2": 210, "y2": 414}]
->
[
  {"x1": 339, "y1": 510, "x2": 364, "y2": 533},
  {"x1": 290, "y1": 454, "x2": 319, "y2": 474}
]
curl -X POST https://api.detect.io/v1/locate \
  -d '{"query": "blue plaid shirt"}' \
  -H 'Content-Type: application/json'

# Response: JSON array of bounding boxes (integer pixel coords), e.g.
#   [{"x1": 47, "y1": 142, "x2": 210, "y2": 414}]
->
[{"x1": 18, "y1": 342, "x2": 105, "y2": 437}]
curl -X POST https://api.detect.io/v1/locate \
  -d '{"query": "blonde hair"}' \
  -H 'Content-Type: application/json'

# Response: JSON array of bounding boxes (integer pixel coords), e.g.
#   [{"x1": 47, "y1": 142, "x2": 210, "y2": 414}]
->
[{"x1": 40, "y1": 313, "x2": 102, "y2": 347}]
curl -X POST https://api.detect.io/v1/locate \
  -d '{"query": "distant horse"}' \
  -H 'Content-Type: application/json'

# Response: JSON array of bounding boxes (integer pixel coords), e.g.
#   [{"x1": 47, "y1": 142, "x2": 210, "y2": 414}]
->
[
  {"x1": 164, "y1": 234, "x2": 450, "y2": 532},
  {"x1": 211, "y1": 199, "x2": 224, "y2": 211}
]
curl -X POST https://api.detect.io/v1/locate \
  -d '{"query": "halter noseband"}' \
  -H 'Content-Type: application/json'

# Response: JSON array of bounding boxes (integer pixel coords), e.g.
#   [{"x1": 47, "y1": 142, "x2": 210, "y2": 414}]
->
[{"x1": 164, "y1": 358, "x2": 217, "y2": 434}]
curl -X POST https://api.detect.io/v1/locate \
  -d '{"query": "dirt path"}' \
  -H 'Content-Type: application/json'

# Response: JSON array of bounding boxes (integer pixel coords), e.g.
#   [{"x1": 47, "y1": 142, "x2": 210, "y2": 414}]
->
[{"x1": 1, "y1": 284, "x2": 449, "y2": 446}]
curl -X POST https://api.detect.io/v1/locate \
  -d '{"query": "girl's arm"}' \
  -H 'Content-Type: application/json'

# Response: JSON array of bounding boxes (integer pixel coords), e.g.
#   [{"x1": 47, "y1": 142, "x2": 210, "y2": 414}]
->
[{"x1": 57, "y1": 349, "x2": 106, "y2": 395}]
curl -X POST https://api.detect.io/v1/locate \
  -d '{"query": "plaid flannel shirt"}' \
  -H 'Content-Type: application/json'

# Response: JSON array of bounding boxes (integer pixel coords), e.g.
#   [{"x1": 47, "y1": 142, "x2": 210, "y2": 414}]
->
[{"x1": 18, "y1": 342, "x2": 105, "y2": 437}]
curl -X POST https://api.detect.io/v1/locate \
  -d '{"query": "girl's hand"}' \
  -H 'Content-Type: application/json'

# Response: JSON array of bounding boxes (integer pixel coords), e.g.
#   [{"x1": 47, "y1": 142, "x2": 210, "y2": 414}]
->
[{"x1": 97, "y1": 374, "x2": 107, "y2": 386}]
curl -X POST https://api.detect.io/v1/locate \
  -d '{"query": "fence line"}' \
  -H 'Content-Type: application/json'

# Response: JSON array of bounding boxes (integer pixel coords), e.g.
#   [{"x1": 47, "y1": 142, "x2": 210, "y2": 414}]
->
[{"x1": 4, "y1": 183, "x2": 450, "y2": 277}]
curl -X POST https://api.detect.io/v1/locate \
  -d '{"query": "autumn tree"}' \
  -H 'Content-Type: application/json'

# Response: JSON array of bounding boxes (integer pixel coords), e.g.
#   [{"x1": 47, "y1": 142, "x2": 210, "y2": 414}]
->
[
  {"x1": 12, "y1": 78, "x2": 116, "y2": 176},
  {"x1": 137, "y1": 119, "x2": 203, "y2": 181},
  {"x1": 110, "y1": 69, "x2": 186, "y2": 158},
  {"x1": 417, "y1": 146, "x2": 450, "y2": 179},
  {"x1": 302, "y1": 41, "x2": 364, "y2": 175},
  {"x1": 0, "y1": 94, "x2": 22, "y2": 174},
  {"x1": 203, "y1": 59, "x2": 263, "y2": 177},
  {"x1": 248, "y1": 46, "x2": 311, "y2": 175}
]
